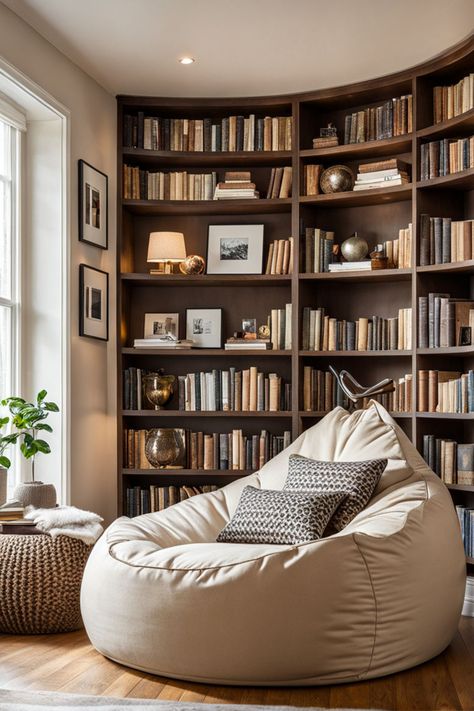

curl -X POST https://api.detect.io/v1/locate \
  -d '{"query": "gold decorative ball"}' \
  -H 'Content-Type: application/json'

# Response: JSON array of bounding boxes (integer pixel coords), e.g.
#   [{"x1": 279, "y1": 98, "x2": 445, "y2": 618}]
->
[
  {"x1": 179, "y1": 255, "x2": 206, "y2": 275},
  {"x1": 258, "y1": 324, "x2": 270, "y2": 339}
]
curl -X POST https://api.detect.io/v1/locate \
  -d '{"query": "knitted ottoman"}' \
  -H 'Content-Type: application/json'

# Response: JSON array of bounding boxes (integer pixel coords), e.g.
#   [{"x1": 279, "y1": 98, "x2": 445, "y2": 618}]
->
[{"x1": 0, "y1": 534, "x2": 91, "y2": 634}]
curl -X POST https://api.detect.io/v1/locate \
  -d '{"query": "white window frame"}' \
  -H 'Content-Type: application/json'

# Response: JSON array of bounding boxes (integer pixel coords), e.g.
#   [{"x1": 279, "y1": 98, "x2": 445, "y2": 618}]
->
[{"x1": 0, "y1": 104, "x2": 23, "y2": 487}]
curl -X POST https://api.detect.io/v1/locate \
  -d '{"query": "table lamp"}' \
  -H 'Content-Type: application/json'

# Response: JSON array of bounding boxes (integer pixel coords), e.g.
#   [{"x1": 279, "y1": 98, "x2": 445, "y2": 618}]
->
[{"x1": 147, "y1": 231, "x2": 186, "y2": 274}]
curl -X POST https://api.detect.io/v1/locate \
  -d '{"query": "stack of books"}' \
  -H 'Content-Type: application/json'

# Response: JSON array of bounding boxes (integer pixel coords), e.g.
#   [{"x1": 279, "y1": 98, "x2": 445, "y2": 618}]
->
[
  {"x1": 301, "y1": 307, "x2": 412, "y2": 351},
  {"x1": 353, "y1": 159, "x2": 410, "y2": 191},
  {"x1": 266, "y1": 167, "x2": 292, "y2": 198},
  {"x1": 418, "y1": 370, "x2": 474, "y2": 413},
  {"x1": 214, "y1": 171, "x2": 259, "y2": 200},
  {"x1": 312, "y1": 136, "x2": 339, "y2": 149},
  {"x1": 123, "y1": 428, "x2": 291, "y2": 471},
  {"x1": 328, "y1": 261, "x2": 371, "y2": 273},
  {"x1": 133, "y1": 337, "x2": 194, "y2": 349},
  {"x1": 126, "y1": 485, "x2": 217, "y2": 517},
  {"x1": 418, "y1": 292, "x2": 474, "y2": 348},
  {"x1": 0, "y1": 506, "x2": 39, "y2": 534},
  {"x1": 423, "y1": 436, "x2": 474, "y2": 485},
  {"x1": 343, "y1": 94, "x2": 413, "y2": 144},
  {"x1": 265, "y1": 237, "x2": 294, "y2": 274},
  {"x1": 433, "y1": 75, "x2": 474, "y2": 124},
  {"x1": 420, "y1": 136, "x2": 474, "y2": 180},
  {"x1": 177, "y1": 368, "x2": 291, "y2": 411},
  {"x1": 225, "y1": 338, "x2": 271, "y2": 351},
  {"x1": 419, "y1": 215, "x2": 474, "y2": 265}
]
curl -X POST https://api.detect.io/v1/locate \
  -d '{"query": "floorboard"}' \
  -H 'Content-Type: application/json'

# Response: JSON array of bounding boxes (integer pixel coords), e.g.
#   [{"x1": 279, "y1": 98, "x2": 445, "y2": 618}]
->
[{"x1": 0, "y1": 620, "x2": 473, "y2": 709}]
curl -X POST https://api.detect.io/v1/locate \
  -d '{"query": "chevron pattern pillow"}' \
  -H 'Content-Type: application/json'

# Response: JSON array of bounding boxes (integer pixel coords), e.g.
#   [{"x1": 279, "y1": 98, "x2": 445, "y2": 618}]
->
[
  {"x1": 284, "y1": 455, "x2": 387, "y2": 531},
  {"x1": 216, "y1": 486, "x2": 346, "y2": 545}
]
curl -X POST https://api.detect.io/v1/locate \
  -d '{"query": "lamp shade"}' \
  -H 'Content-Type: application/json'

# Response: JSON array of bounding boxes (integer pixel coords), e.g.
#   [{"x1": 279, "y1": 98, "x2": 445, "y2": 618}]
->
[{"x1": 147, "y1": 232, "x2": 186, "y2": 262}]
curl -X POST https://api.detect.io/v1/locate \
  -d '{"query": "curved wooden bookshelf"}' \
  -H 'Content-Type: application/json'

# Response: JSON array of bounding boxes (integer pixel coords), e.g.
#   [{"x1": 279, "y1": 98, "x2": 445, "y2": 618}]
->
[{"x1": 118, "y1": 34, "x2": 474, "y2": 560}]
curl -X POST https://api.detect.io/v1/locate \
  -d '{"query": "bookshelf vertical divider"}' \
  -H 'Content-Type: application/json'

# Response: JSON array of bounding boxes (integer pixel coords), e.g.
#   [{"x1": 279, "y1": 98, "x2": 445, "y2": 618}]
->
[{"x1": 117, "y1": 36, "x2": 474, "y2": 570}]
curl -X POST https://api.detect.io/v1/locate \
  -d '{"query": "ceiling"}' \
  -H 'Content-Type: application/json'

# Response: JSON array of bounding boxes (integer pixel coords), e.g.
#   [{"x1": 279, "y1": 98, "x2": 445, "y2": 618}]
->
[{"x1": 2, "y1": 0, "x2": 474, "y2": 98}]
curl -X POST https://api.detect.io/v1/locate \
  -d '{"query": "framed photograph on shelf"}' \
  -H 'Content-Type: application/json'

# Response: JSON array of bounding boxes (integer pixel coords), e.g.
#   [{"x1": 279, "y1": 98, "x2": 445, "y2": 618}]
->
[
  {"x1": 186, "y1": 308, "x2": 222, "y2": 348},
  {"x1": 79, "y1": 264, "x2": 109, "y2": 341},
  {"x1": 79, "y1": 160, "x2": 108, "y2": 249},
  {"x1": 144, "y1": 313, "x2": 179, "y2": 338},
  {"x1": 206, "y1": 224, "x2": 264, "y2": 274}
]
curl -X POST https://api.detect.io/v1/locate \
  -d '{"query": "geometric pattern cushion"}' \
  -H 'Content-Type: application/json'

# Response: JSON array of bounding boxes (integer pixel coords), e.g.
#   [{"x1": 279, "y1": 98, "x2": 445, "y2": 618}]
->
[
  {"x1": 216, "y1": 485, "x2": 346, "y2": 545},
  {"x1": 284, "y1": 455, "x2": 387, "y2": 531}
]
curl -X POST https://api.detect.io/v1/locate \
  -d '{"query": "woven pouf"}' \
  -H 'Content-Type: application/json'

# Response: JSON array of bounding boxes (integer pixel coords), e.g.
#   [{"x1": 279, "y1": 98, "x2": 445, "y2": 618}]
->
[{"x1": 0, "y1": 534, "x2": 91, "y2": 634}]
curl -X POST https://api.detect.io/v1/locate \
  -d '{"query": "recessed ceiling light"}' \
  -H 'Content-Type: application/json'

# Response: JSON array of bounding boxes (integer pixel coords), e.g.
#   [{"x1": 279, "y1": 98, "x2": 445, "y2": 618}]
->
[{"x1": 179, "y1": 57, "x2": 195, "y2": 65}]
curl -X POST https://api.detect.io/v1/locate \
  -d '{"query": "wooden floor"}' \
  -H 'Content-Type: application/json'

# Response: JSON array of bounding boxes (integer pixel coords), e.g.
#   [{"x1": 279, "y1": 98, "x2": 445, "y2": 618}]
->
[{"x1": 1, "y1": 618, "x2": 474, "y2": 709}]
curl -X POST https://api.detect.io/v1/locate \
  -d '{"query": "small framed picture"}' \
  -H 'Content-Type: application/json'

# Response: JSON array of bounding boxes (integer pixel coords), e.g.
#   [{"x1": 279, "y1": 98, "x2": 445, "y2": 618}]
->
[
  {"x1": 79, "y1": 160, "x2": 108, "y2": 249},
  {"x1": 242, "y1": 318, "x2": 257, "y2": 340},
  {"x1": 186, "y1": 308, "x2": 222, "y2": 348},
  {"x1": 207, "y1": 224, "x2": 264, "y2": 274},
  {"x1": 459, "y1": 326, "x2": 472, "y2": 346},
  {"x1": 79, "y1": 264, "x2": 109, "y2": 341},
  {"x1": 144, "y1": 313, "x2": 179, "y2": 338}
]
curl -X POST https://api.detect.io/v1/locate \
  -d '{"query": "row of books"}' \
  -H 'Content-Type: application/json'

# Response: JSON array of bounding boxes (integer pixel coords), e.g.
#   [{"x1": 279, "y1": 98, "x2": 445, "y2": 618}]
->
[
  {"x1": 303, "y1": 227, "x2": 335, "y2": 273},
  {"x1": 377, "y1": 224, "x2": 413, "y2": 269},
  {"x1": 433, "y1": 75, "x2": 474, "y2": 124},
  {"x1": 423, "y1": 436, "x2": 474, "y2": 485},
  {"x1": 123, "y1": 428, "x2": 291, "y2": 471},
  {"x1": 123, "y1": 113, "x2": 293, "y2": 152},
  {"x1": 418, "y1": 292, "x2": 473, "y2": 348},
  {"x1": 264, "y1": 238, "x2": 294, "y2": 274},
  {"x1": 301, "y1": 307, "x2": 412, "y2": 351},
  {"x1": 213, "y1": 171, "x2": 259, "y2": 200},
  {"x1": 123, "y1": 166, "x2": 217, "y2": 201},
  {"x1": 302, "y1": 368, "x2": 349, "y2": 412},
  {"x1": 343, "y1": 95, "x2": 413, "y2": 144},
  {"x1": 418, "y1": 370, "x2": 474, "y2": 413},
  {"x1": 265, "y1": 167, "x2": 292, "y2": 199},
  {"x1": 125, "y1": 485, "x2": 218, "y2": 517},
  {"x1": 420, "y1": 136, "x2": 474, "y2": 181},
  {"x1": 269, "y1": 305, "x2": 292, "y2": 350},
  {"x1": 176, "y1": 370, "x2": 291, "y2": 412},
  {"x1": 456, "y1": 505, "x2": 474, "y2": 559},
  {"x1": 303, "y1": 164, "x2": 322, "y2": 196},
  {"x1": 419, "y1": 215, "x2": 474, "y2": 266}
]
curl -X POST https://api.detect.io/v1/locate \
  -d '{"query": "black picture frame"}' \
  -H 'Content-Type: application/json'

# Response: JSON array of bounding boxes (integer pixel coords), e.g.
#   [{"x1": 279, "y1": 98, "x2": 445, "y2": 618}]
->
[
  {"x1": 79, "y1": 264, "x2": 109, "y2": 341},
  {"x1": 78, "y1": 159, "x2": 108, "y2": 249}
]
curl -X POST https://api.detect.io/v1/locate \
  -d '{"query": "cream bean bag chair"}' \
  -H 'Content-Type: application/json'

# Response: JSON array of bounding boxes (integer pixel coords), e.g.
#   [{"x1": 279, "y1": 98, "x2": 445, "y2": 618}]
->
[{"x1": 81, "y1": 402, "x2": 466, "y2": 685}]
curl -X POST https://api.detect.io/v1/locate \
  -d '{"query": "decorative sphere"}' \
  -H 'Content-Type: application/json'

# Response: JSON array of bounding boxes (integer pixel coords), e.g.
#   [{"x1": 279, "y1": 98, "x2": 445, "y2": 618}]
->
[
  {"x1": 341, "y1": 233, "x2": 369, "y2": 262},
  {"x1": 179, "y1": 255, "x2": 206, "y2": 275},
  {"x1": 320, "y1": 165, "x2": 355, "y2": 194}
]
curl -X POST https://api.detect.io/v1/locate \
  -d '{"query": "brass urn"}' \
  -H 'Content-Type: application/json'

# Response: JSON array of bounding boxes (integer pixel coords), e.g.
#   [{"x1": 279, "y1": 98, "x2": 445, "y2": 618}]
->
[
  {"x1": 145, "y1": 428, "x2": 185, "y2": 469},
  {"x1": 143, "y1": 371, "x2": 175, "y2": 410}
]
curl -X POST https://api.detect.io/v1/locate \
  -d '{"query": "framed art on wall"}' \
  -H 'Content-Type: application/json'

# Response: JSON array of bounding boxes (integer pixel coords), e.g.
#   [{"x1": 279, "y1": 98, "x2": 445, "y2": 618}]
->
[
  {"x1": 186, "y1": 308, "x2": 222, "y2": 348},
  {"x1": 206, "y1": 224, "x2": 264, "y2": 274},
  {"x1": 79, "y1": 264, "x2": 109, "y2": 341},
  {"x1": 79, "y1": 160, "x2": 108, "y2": 249},
  {"x1": 144, "y1": 313, "x2": 179, "y2": 338}
]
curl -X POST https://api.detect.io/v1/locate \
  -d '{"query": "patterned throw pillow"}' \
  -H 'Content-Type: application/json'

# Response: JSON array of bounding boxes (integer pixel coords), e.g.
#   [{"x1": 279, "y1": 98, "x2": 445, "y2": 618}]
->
[
  {"x1": 216, "y1": 485, "x2": 346, "y2": 545},
  {"x1": 284, "y1": 455, "x2": 387, "y2": 531}
]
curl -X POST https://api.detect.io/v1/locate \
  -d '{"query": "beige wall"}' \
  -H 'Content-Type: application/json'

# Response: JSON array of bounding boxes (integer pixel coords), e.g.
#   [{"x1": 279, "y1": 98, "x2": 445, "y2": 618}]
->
[{"x1": 0, "y1": 2, "x2": 117, "y2": 523}]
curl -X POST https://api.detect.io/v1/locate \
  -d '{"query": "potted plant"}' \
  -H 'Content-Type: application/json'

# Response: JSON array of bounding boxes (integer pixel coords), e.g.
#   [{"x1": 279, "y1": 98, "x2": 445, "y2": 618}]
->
[{"x1": 0, "y1": 390, "x2": 59, "y2": 508}]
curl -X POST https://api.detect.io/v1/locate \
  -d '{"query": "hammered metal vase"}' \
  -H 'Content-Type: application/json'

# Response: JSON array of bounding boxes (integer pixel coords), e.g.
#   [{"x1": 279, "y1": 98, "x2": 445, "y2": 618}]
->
[
  {"x1": 143, "y1": 373, "x2": 175, "y2": 410},
  {"x1": 320, "y1": 165, "x2": 355, "y2": 194},
  {"x1": 145, "y1": 428, "x2": 185, "y2": 469}
]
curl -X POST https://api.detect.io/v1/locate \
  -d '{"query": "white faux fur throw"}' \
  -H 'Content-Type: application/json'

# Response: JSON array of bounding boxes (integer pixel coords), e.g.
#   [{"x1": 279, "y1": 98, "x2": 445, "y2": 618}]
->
[{"x1": 24, "y1": 505, "x2": 104, "y2": 545}]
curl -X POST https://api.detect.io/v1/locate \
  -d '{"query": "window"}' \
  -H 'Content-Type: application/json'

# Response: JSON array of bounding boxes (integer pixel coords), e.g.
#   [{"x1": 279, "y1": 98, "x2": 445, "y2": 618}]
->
[{"x1": 0, "y1": 105, "x2": 22, "y2": 487}]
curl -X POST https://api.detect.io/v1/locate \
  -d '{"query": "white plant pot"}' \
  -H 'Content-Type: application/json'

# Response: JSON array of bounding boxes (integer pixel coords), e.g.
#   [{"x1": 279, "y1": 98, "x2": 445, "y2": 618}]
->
[{"x1": 12, "y1": 481, "x2": 57, "y2": 509}]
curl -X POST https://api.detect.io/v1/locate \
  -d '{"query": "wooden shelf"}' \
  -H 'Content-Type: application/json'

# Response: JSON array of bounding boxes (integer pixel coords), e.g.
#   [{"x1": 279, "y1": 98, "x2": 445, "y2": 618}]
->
[
  {"x1": 299, "y1": 350, "x2": 412, "y2": 357},
  {"x1": 121, "y1": 273, "x2": 291, "y2": 287},
  {"x1": 122, "y1": 469, "x2": 251, "y2": 478},
  {"x1": 299, "y1": 184, "x2": 411, "y2": 208},
  {"x1": 417, "y1": 260, "x2": 474, "y2": 274},
  {"x1": 416, "y1": 169, "x2": 474, "y2": 191},
  {"x1": 299, "y1": 410, "x2": 412, "y2": 419},
  {"x1": 417, "y1": 108, "x2": 474, "y2": 140},
  {"x1": 122, "y1": 348, "x2": 291, "y2": 357},
  {"x1": 122, "y1": 148, "x2": 292, "y2": 166},
  {"x1": 447, "y1": 483, "x2": 474, "y2": 492},
  {"x1": 122, "y1": 198, "x2": 292, "y2": 215},
  {"x1": 299, "y1": 268, "x2": 411, "y2": 283},
  {"x1": 122, "y1": 410, "x2": 292, "y2": 418},
  {"x1": 416, "y1": 412, "x2": 474, "y2": 419},
  {"x1": 417, "y1": 346, "x2": 474, "y2": 356},
  {"x1": 299, "y1": 134, "x2": 412, "y2": 161}
]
